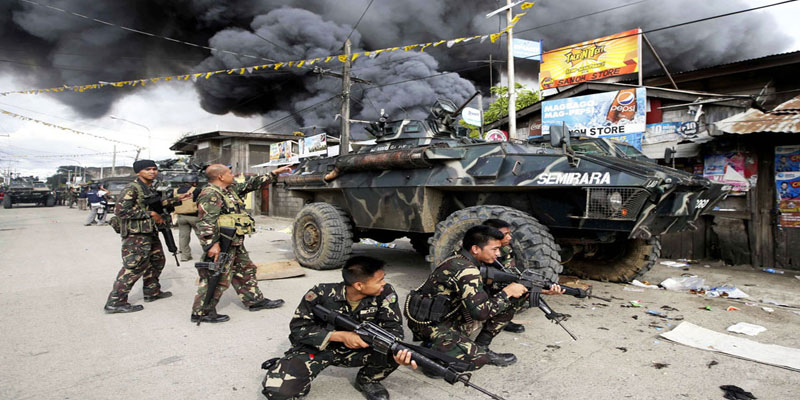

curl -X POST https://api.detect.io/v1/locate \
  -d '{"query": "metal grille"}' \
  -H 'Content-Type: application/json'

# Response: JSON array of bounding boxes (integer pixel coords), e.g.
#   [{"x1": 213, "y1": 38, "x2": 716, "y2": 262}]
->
[{"x1": 584, "y1": 187, "x2": 649, "y2": 220}]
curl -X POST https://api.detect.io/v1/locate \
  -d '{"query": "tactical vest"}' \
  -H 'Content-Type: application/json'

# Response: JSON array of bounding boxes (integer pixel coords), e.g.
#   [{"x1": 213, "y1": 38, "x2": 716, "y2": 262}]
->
[
  {"x1": 206, "y1": 184, "x2": 255, "y2": 236},
  {"x1": 113, "y1": 180, "x2": 156, "y2": 236},
  {"x1": 173, "y1": 186, "x2": 198, "y2": 214}
]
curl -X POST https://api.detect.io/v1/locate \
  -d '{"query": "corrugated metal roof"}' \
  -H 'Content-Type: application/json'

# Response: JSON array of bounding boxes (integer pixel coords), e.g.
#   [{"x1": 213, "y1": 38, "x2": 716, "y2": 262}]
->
[{"x1": 715, "y1": 95, "x2": 800, "y2": 134}]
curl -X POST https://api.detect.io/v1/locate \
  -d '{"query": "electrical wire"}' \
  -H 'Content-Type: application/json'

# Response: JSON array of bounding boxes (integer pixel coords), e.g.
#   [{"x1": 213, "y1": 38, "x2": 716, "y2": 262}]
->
[{"x1": 344, "y1": 0, "x2": 375, "y2": 45}]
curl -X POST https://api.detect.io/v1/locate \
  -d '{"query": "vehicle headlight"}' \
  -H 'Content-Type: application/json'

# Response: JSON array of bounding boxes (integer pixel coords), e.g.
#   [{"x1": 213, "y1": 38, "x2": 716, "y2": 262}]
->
[{"x1": 608, "y1": 191, "x2": 623, "y2": 211}]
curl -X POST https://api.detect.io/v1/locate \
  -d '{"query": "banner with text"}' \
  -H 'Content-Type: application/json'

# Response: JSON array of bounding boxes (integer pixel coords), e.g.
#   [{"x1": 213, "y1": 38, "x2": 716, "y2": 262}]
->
[
  {"x1": 541, "y1": 87, "x2": 646, "y2": 137},
  {"x1": 539, "y1": 29, "x2": 640, "y2": 90},
  {"x1": 298, "y1": 133, "x2": 328, "y2": 158},
  {"x1": 775, "y1": 145, "x2": 800, "y2": 227},
  {"x1": 269, "y1": 140, "x2": 299, "y2": 166}
]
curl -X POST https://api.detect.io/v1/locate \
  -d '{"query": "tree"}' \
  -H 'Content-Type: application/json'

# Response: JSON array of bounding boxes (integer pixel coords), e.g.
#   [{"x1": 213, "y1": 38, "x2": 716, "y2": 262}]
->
[{"x1": 483, "y1": 83, "x2": 540, "y2": 124}]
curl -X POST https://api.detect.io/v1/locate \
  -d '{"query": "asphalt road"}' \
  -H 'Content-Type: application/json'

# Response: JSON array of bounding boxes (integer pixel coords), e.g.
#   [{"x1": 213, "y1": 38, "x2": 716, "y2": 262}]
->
[{"x1": 1, "y1": 205, "x2": 799, "y2": 399}]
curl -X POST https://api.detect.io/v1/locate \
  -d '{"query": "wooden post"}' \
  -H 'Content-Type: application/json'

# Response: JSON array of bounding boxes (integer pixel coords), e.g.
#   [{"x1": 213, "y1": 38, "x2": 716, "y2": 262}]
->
[{"x1": 340, "y1": 39, "x2": 352, "y2": 156}]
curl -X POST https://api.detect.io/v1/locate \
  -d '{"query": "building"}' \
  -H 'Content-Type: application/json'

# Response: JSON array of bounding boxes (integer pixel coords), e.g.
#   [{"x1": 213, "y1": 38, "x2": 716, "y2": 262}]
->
[{"x1": 170, "y1": 131, "x2": 300, "y2": 216}]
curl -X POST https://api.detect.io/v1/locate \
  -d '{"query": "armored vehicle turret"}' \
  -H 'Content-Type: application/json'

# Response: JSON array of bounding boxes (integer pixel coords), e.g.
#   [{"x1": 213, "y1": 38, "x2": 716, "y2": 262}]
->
[{"x1": 282, "y1": 96, "x2": 727, "y2": 283}]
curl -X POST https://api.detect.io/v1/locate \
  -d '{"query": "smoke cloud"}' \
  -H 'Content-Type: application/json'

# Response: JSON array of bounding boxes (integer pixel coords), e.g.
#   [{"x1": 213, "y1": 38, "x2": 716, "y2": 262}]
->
[{"x1": 0, "y1": 0, "x2": 794, "y2": 137}]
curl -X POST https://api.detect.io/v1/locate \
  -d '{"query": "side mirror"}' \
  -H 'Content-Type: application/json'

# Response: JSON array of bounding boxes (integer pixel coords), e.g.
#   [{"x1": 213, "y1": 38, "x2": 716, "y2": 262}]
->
[
  {"x1": 664, "y1": 147, "x2": 676, "y2": 165},
  {"x1": 549, "y1": 123, "x2": 570, "y2": 148}
]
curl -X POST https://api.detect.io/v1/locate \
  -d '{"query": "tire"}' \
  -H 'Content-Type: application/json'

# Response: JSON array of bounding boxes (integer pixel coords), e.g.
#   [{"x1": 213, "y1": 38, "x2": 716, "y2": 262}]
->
[
  {"x1": 427, "y1": 205, "x2": 562, "y2": 282},
  {"x1": 292, "y1": 203, "x2": 353, "y2": 270},
  {"x1": 409, "y1": 234, "x2": 431, "y2": 256},
  {"x1": 562, "y1": 237, "x2": 661, "y2": 283},
  {"x1": 45, "y1": 195, "x2": 56, "y2": 207},
  {"x1": 2, "y1": 196, "x2": 11, "y2": 209}
]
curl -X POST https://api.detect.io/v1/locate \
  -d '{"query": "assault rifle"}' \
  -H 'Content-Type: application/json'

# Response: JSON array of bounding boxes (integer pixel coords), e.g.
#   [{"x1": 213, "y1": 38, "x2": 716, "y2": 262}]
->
[
  {"x1": 312, "y1": 304, "x2": 507, "y2": 400},
  {"x1": 193, "y1": 227, "x2": 236, "y2": 326},
  {"x1": 144, "y1": 186, "x2": 181, "y2": 266},
  {"x1": 481, "y1": 263, "x2": 584, "y2": 341}
]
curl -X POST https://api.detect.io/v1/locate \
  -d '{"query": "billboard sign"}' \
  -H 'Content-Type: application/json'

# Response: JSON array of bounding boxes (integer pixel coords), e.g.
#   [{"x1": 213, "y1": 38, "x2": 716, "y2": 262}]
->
[
  {"x1": 775, "y1": 145, "x2": 800, "y2": 227},
  {"x1": 539, "y1": 29, "x2": 641, "y2": 90},
  {"x1": 461, "y1": 107, "x2": 482, "y2": 126},
  {"x1": 298, "y1": 133, "x2": 327, "y2": 158},
  {"x1": 512, "y1": 38, "x2": 542, "y2": 61},
  {"x1": 269, "y1": 140, "x2": 299, "y2": 165},
  {"x1": 541, "y1": 87, "x2": 646, "y2": 137}
]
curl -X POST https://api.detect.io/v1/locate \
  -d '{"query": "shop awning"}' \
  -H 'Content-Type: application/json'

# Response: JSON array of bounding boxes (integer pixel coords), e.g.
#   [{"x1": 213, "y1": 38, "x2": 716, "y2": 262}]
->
[{"x1": 715, "y1": 96, "x2": 800, "y2": 134}]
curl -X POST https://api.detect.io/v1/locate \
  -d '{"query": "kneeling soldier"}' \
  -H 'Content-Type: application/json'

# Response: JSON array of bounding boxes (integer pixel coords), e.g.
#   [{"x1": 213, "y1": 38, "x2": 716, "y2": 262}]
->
[
  {"x1": 406, "y1": 225, "x2": 528, "y2": 369},
  {"x1": 262, "y1": 256, "x2": 415, "y2": 400}
]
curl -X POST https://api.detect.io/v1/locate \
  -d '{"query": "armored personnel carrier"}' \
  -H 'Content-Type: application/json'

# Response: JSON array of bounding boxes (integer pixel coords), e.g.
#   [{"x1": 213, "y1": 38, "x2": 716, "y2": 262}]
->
[
  {"x1": 282, "y1": 97, "x2": 727, "y2": 282},
  {"x1": 2, "y1": 178, "x2": 55, "y2": 208}
]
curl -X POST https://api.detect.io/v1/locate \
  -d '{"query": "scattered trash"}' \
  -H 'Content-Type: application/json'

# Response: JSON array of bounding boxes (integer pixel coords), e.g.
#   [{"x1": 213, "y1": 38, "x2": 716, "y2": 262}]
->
[
  {"x1": 761, "y1": 268, "x2": 784, "y2": 274},
  {"x1": 706, "y1": 285, "x2": 750, "y2": 299},
  {"x1": 610, "y1": 296, "x2": 625, "y2": 300},
  {"x1": 700, "y1": 306, "x2": 712, "y2": 311},
  {"x1": 359, "y1": 238, "x2": 397, "y2": 248},
  {"x1": 727, "y1": 306, "x2": 740, "y2": 311},
  {"x1": 660, "y1": 276, "x2": 708, "y2": 292},
  {"x1": 651, "y1": 362, "x2": 669, "y2": 369},
  {"x1": 545, "y1": 344, "x2": 560, "y2": 350},
  {"x1": 631, "y1": 315, "x2": 638, "y2": 320},
  {"x1": 616, "y1": 347, "x2": 628, "y2": 352},
  {"x1": 719, "y1": 385, "x2": 757, "y2": 400},
  {"x1": 745, "y1": 302, "x2": 757, "y2": 307},
  {"x1": 630, "y1": 300, "x2": 643, "y2": 308},
  {"x1": 761, "y1": 298, "x2": 788, "y2": 307},
  {"x1": 263, "y1": 227, "x2": 274, "y2": 231},
  {"x1": 570, "y1": 303, "x2": 587, "y2": 309},
  {"x1": 660, "y1": 261, "x2": 689, "y2": 268},
  {"x1": 653, "y1": 340, "x2": 660, "y2": 345},
  {"x1": 676, "y1": 258, "x2": 697, "y2": 264},
  {"x1": 761, "y1": 307, "x2": 774, "y2": 313},
  {"x1": 647, "y1": 310, "x2": 668, "y2": 318},
  {"x1": 703, "y1": 264, "x2": 711, "y2": 268},
  {"x1": 707, "y1": 360, "x2": 719, "y2": 368},
  {"x1": 726, "y1": 322, "x2": 767, "y2": 336},
  {"x1": 623, "y1": 287, "x2": 644, "y2": 292},
  {"x1": 661, "y1": 305, "x2": 680, "y2": 311},
  {"x1": 592, "y1": 303, "x2": 608, "y2": 307},
  {"x1": 597, "y1": 327, "x2": 609, "y2": 330},
  {"x1": 631, "y1": 279, "x2": 660, "y2": 289}
]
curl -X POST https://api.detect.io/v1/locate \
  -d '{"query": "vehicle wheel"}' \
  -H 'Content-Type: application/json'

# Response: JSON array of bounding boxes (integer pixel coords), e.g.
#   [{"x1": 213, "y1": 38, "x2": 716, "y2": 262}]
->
[
  {"x1": 292, "y1": 203, "x2": 353, "y2": 270},
  {"x1": 45, "y1": 195, "x2": 56, "y2": 207},
  {"x1": 562, "y1": 237, "x2": 661, "y2": 283},
  {"x1": 427, "y1": 205, "x2": 562, "y2": 282},
  {"x1": 2, "y1": 196, "x2": 11, "y2": 209},
  {"x1": 409, "y1": 234, "x2": 431, "y2": 256}
]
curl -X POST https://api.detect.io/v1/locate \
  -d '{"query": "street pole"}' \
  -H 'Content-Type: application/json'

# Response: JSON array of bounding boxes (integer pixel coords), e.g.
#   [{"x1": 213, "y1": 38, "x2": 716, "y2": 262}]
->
[
  {"x1": 506, "y1": 0, "x2": 517, "y2": 140},
  {"x1": 478, "y1": 93, "x2": 485, "y2": 137},
  {"x1": 112, "y1": 145, "x2": 116, "y2": 177},
  {"x1": 340, "y1": 39, "x2": 352, "y2": 156}
]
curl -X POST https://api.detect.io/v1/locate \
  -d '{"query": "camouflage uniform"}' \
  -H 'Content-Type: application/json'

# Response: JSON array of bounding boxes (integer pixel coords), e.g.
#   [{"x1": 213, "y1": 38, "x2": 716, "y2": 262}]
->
[
  {"x1": 262, "y1": 282, "x2": 403, "y2": 399},
  {"x1": 407, "y1": 250, "x2": 520, "y2": 369},
  {"x1": 105, "y1": 179, "x2": 178, "y2": 306},
  {"x1": 487, "y1": 245, "x2": 529, "y2": 327},
  {"x1": 191, "y1": 174, "x2": 275, "y2": 315}
]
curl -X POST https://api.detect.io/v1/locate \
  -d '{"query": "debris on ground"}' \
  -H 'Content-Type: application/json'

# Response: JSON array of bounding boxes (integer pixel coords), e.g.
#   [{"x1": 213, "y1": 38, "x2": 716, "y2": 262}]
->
[
  {"x1": 616, "y1": 347, "x2": 628, "y2": 352},
  {"x1": 652, "y1": 362, "x2": 669, "y2": 369},
  {"x1": 545, "y1": 345, "x2": 561, "y2": 351},
  {"x1": 661, "y1": 305, "x2": 680, "y2": 311},
  {"x1": 623, "y1": 286, "x2": 645, "y2": 292},
  {"x1": 592, "y1": 303, "x2": 609, "y2": 307},
  {"x1": 661, "y1": 276, "x2": 709, "y2": 292},
  {"x1": 761, "y1": 268, "x2": 784, "y2": 274},
  {"x1": 629, "y1": 300, "x2": 643, "y2": 308},
  {"x1": 359, "y1": 238, "x2": 396, "y2": 248},
  {"x1": 727, "y1": 306, "x2": 740, "y2": 311},
  {"x1": 646, "y1": 310, "x2": 684, "y2": 320},
  {"x1": 726, "y1": 322, "x2": 767, "y2": 336},
  {"x1": 707, "y1": 360, "x2": 719, "y2": 368},
  {"x1": 597, "y1": 327, "x2": 609, "y2": 330},
  {"x1": 631, "y1": 315, "x2": 639, "y2": 320},
  {"x1": 660, "y1": 261, "x2": 689, "y2": 268},
  {"x1": 706, "y1": 285, "x2": 750, "y2": 299},
  {"x1": 700, "y1": 306, "x2": 713, "y2": 311},
  {"x1": 761, "y1": 298, "x2": 789, "y2": 307},
  {"x1": 631, "y1": 279, "x2": 660, "y2": 289},
  {"x1": 761, "y1": 307, "x2": 774, "y2": 313},
  {"x1": 570, "y1": 303, "x2": 588, "y2": 309},
  {"x1": 720, "y1": 385, "x2": 757, "y2": 400}
]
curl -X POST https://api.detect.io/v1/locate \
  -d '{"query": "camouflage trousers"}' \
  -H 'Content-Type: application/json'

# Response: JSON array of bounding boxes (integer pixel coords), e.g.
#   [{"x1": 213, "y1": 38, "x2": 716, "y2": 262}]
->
[
  {"x1": 261, "y1": 346, "x2": 398, "y2": 400},
  {"x1": 105, "y1": 233, "x2": 166, "y2": 306},
  {"x1": 409, "y1": 296, "x2": 526, "y2": 370},
  {"x1": 191, "y1": 244, "x2": 264, "y2": 314}
]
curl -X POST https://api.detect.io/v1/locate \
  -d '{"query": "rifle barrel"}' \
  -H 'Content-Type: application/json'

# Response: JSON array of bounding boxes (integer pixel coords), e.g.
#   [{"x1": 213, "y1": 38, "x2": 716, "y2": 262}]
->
[{"x1": 458, "y1": 376, "x2": 506, "y2": 400}]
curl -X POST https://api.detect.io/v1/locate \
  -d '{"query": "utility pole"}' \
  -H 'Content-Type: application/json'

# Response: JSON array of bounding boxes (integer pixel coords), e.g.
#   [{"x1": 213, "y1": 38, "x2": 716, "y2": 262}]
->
[
  {"x1": 340, "y1": 39, "x2": 352, "y2": 156},
  {"x1": 112, "y1": 145, "x2": 116, "y2": 177},
  {"x1": 506, "y1": 0, "x2": 518, "y2": 140}
]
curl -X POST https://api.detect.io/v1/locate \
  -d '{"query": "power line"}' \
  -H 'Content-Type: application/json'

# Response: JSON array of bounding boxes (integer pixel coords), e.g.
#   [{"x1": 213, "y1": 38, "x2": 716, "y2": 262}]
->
[{"x1": 344, "y1": 0, "x2": 375, "y2": 45}]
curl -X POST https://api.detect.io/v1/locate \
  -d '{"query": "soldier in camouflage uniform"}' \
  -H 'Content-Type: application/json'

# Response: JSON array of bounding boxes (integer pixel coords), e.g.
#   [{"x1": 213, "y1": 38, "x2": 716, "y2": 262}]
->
[
  {"x1": 482, "y1": 219, "x2": 564, "y2": 334},
  {"x1": 262, "y1": 256, "x2": 416, "y2": 400},
  {"x1": 190, "y1": 164, "x2": 292, "y2": 323},
  {"x1": 406, "y1": 225, "x2": 528, "y2": 369},
  {"x1": 103, "y1": 160, "x2": 190, "y2": 314}
]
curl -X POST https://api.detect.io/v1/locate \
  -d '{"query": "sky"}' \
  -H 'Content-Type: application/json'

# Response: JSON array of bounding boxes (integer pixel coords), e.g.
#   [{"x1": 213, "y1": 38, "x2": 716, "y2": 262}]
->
[{"x1": 1, "y1": 0, "x2": 799, "y2": 180}]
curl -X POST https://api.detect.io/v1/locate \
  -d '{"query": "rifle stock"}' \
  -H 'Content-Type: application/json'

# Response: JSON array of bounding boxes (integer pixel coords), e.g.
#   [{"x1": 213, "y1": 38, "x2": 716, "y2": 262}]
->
[{"x1": 311, "y1": 304, "x2": 506, "y2": 400}]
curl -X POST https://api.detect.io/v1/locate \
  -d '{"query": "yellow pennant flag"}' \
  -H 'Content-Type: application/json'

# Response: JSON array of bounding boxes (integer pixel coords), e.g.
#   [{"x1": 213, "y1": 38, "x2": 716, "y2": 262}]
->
[
  {"x1": 432, "y1": 40, "x2": 446, "y2": 47},
  {"x1": 165, "y1": 76, "x2": 172, "y2": 81},
  {"x1": 352, "y1": 53, "x2": 360, "y2": 61},
  {"x1": 204, "y1": 72, "x2": 214, "y2": 79},
  {"x1": 325, "y1": 56, "x2": 332, "y2": 62},
  {"x1": 296, "y1": 60, "x2": 305, "y2": 68},
  {"x1": 239, "y1": 68, "x2": 246, "y2": 74},
  {"x1": 338, "y1": 54, "x2": 348, "y2": 63},
  {"x1": 403, "y1": 44, "x2": 419, "y2": 51},
  {"x1": 274, "y1": 63, "x2": 284, "y2": 70},
  {"x1": 490, "y1": 33, "x2": 501, "y2": 43},
  {"x1": 521, "y1": 2, "x2": 534, "y2": 10},
  {"x1": 288, "y1": 61, "x2": 295, "y2": 67},
  {"x1": 227, "y1": 69, "x2": 235, "y2": 74},
  {"x1": 419, "y1": 43, "x2": 432, "y2": 52}
]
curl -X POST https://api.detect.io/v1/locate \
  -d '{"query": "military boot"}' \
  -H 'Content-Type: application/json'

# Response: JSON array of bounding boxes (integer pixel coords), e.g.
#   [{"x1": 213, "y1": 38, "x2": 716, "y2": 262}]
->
[
  {"x1": 144, "y1": 291, "x2": 173, "y2": 302},
  {"x1": 475, "y1": 331, "x2": 517, "y2": 367},
  {"x1": 354, "y1": 380, "x2": 389, "y2": 400},
  {"x1": 190, "y1": 313, "x2": 230, "y2": 323},
  {"x1": 503, "y1": 321, "x2": 525, "y2": 333},
  {"x1": 249, "y1": 298, "x2": 285, "y2": 311},
  {"x1": 104, "y1": 303, "x2": 144, "y2": 314}
]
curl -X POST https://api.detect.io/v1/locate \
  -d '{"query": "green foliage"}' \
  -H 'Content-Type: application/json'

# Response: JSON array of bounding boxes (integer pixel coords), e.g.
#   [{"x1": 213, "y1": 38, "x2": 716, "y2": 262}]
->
[{"x1": 484, "y1": 83, "x2": 540, "y2": 124}]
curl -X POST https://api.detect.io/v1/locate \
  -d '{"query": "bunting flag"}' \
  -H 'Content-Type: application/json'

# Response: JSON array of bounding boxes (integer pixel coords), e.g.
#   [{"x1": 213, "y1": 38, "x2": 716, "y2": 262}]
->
[
  {"x1": 0, "y1": 108, "x2": 142, "y2": 148},
  {"x1": 0, "y1": 6, "x2": 534, "y2": 97}
]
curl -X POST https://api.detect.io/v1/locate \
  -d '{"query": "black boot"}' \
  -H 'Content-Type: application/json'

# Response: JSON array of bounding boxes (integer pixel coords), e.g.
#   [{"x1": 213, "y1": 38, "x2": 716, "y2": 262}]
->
[
  {"x1": 249, "y1": 298, "x2": 285, "y2": 311},
  {"x1": 104, "y1": 303, "x2": 144, "y2": 314},
  {"x1": 503, "y1": 321, "x2": 525, "y2": 333},
  {"x1": 191, "y1": 313, "x2": 230, "y2": 323},
  {"x1": 475, "y1": 331, "x2": 517, "y2": 367},
  {"x1": 354, "y1": 380, "x2": 389, "y2": 400},
  {"x1": 144, "y1": 291, "x2": 173, "y2": 302}
]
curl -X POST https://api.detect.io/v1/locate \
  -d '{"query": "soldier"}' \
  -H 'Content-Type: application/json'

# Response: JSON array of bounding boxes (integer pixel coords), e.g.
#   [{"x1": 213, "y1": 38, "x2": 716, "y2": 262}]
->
[
  {"x1": 174, "y1": 175, "x2": 202, "y2": 261},
  {"x1": 103, "y1": 160, "x2": 191, "y2": 313},
  {"x1": 190, "y1": 163, "x2": 292, "y2": 323},
  {"x1": 66, "y1": 186, "x2": 77, "y2": 208},
  {"x1": 262, "y1": 256, "x2": 416, "y2": 400},
  {"x1": 482, "y1": 219, "x2": 564, "y2": 334},
  {"x1": 406, "y1": 225, "x2": 528, "y2": 369}
]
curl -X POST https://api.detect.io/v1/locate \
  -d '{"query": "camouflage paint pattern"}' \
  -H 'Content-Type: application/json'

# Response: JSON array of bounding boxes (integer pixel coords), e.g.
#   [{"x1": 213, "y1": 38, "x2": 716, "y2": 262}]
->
[
  {"x1": 262, "y1": 282, "x2": 402, "y2": 399},
  {"x1": 407, "y1": 251, "x2": 513, "y2": 368},
  {"x1": 191, "y1": 244, "x2": 264, "y2": 313},
  {"x1": 105, "y1": 233, "x2": 166, "y2": 306}
]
